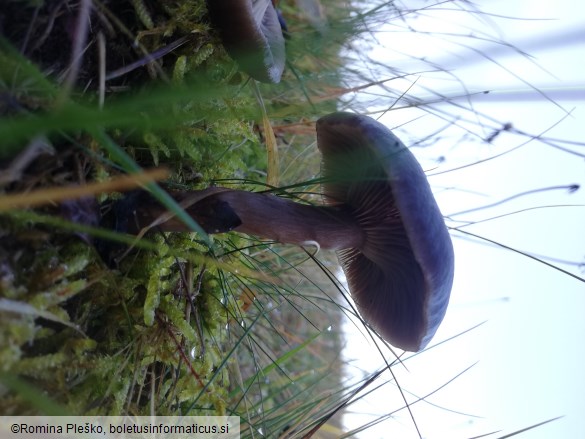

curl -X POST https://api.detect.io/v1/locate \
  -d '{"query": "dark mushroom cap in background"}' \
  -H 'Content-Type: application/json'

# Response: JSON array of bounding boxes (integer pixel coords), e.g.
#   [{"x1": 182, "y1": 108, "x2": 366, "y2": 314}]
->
[
  {"x1": 316, "y1": 112, "x2": 455, "y2": 351},
  {"x1": 207, "y1": 0, "x2": 285, "y2": 83}
]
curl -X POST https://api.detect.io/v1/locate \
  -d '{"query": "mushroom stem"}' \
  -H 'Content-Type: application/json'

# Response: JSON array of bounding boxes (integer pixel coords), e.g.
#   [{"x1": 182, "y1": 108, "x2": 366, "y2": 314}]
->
[
  {"x1": 130, "y1": 188, "x2": 365, "y2": 250},
  {"x1": 212, "y1": 190, "x2": 364, "y2": 250}
]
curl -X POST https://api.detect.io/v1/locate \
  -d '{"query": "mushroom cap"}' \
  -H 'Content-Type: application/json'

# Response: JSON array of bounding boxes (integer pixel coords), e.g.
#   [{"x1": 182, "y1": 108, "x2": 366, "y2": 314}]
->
[
  {"x1": 207, "y1": 0, "x2": 285, "y2": 83},
  {"x1": 316, "y1": 112, "x2": 454, "y2": 351}
]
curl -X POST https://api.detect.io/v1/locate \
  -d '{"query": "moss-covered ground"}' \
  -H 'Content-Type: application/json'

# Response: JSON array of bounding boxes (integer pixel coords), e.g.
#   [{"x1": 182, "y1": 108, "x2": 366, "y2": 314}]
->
[{"x1": 0, "y1": 0, "x2": 364, "y2": 436}]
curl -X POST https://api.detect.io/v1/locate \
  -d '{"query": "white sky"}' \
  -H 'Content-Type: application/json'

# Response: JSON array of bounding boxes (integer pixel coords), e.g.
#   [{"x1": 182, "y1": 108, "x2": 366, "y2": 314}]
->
[{"x1": 340, "y1": 1, "x2": 585, "y2": 438}]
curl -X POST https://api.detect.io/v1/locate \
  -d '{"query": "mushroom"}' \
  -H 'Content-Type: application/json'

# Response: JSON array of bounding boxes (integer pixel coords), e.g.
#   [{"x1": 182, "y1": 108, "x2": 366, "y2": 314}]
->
[
  {"x1": 206, "y1": 0, "x2": 286, "y2": 83},
  {"x1": 121, "y1": 112, "x2": 454, "y2": 351}
]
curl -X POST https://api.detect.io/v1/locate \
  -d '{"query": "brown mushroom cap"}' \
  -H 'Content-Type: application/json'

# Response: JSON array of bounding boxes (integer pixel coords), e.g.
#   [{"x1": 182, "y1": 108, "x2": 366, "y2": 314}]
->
[
  {"x1": 207, "y1": 0, "x2": 285, "y2": 83},
  {"x1": 316, "y1": 112, "x2": 454, "y2": 351}
]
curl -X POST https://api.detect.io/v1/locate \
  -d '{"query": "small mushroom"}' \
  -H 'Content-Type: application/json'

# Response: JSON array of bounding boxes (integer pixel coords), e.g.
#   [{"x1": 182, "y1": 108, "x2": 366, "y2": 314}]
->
[
  {"x1": 316, "y1": 113, "x2": 454, "y2": 351},
  {"x1": 121, "y1": 113, "x2": 454, "y2": 351},
  {"x1": 207, "y1": 0, "x2": 285, "y2": 83}
]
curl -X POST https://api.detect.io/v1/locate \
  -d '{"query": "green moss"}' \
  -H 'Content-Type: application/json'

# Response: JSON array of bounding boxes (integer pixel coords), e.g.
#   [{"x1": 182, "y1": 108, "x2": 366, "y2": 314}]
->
[{"x1": 1, "y1": 0, "x2": 352, "y2": 433}]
